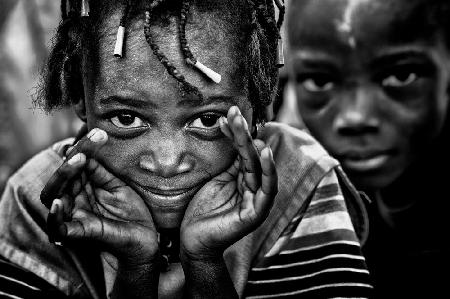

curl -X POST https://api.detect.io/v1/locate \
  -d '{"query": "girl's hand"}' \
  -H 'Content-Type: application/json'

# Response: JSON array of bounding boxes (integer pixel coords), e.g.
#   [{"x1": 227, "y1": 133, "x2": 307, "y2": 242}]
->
[
  {"x1": 180, "y1": 106, "x2": 278, "y2": 261},
  {"x1": 41, "y1": 129, "x2": 159, "y2": 266}
]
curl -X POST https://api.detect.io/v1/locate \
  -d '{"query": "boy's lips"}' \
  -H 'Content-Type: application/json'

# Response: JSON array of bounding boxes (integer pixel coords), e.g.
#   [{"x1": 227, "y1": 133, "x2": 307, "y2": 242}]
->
[{"x1": 336, "y1": 150, "x2": 396, "y2": 173}]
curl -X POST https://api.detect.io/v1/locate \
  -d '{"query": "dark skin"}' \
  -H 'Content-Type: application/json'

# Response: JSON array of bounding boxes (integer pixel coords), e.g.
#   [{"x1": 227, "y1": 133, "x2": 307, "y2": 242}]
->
[
  {"x1": 287, "y1": 0, "x2": 450, "y2": 296},
  {"x1": 287, "y1": 0, "x2": 450, "y2": 195},
  {"x1": 41, "y1": 5, "x2": 278, "y2": 299}
]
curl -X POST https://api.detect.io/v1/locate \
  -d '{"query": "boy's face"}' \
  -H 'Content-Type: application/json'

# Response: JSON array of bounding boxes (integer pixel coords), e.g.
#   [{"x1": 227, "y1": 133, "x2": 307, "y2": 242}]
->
[
  {"x1": 288, "y1": 0, "x2": 450, "y2": 190},
  {"x1": 79, "y1": 8, "x2": 251, "y2": 229}
]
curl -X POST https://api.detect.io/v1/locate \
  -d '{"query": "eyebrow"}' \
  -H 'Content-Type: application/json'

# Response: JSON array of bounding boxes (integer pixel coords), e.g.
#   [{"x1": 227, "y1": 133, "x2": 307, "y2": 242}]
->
[
  {"x1": 370, "y1": 48, "x2": 433, "y2": 68},
  {"x1": 98, "y1": 95, "x2": 240, "y2": 109},
  {"x1": 99, "y1": 96, "x2": 158, "y2": 109},
  {"x1": 291, "y1": 51, "x2": 341, "y2": 72},
  {"x1": 177, "y1": 95, "x2": 240, "y2": 108}
]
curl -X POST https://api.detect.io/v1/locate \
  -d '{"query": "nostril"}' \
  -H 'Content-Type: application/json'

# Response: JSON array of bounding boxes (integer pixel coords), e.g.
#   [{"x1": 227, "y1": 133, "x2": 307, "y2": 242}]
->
[{"x1": 139, "y1": 153, "x2": 194, "y2": 178}]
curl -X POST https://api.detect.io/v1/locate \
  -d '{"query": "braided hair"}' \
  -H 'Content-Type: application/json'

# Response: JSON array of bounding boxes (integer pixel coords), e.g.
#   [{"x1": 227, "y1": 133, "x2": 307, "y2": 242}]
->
[{"x1": 37, "y1": 0, "x2": 285, "y2": 123}]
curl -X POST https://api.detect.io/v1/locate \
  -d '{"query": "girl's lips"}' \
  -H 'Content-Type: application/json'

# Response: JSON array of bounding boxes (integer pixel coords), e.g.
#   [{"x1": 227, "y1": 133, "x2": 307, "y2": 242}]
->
[{"x1": 133, "y1": 182, "x2": 204, "y2": 210}]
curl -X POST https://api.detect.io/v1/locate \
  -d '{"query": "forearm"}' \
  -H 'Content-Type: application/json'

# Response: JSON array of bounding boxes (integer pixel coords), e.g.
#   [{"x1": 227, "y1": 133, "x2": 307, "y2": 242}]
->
[
  {"x1": 110, "y1": 261, "x2": 160, "y2": 299},
  {"x1": 181, "y1": 253, "x2": 238, "y2": 299}
]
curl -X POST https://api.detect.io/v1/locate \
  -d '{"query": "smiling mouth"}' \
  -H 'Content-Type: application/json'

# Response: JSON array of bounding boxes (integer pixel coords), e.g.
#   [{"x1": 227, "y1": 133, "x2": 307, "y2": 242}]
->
[{"x1": 133, "y1": 182, "x2": 204, "y2": 209}]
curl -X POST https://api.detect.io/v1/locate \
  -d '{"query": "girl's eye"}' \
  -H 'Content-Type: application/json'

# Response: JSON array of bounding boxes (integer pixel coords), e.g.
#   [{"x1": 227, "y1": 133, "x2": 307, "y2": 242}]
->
[
  {"x1": 382, "y1": 72, "x2": 418, "y2": 87},
  {"x1": 110, "y1": 113, "x2": 147, "y2": 129},
  {"x1": 189, "y1": 114, "x2": 221, "y2": 129},
  {"x1": 300, "y1": 76, "x2": 335, "y2": 92}
]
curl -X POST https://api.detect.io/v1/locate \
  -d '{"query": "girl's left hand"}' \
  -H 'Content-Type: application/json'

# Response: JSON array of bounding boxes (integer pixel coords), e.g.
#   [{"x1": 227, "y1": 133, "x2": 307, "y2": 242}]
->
[{"x1": 180, "y1": 106, "x2": 278, "y2": 261}]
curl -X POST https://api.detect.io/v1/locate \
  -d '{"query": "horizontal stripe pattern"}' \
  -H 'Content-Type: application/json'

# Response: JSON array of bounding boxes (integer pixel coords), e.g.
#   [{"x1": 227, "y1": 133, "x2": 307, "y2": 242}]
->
[
  {"x1": 0, "y1": 256, "x2": 64, "y2": 298},
  {"x1": 244, "y1": 170, "x2": 372, "y2": 298}
]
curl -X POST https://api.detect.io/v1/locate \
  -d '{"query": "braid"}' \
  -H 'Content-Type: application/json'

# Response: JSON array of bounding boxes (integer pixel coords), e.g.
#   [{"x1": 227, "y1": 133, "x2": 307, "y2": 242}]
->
[
  {"x1": 144, "y1": 4, "x2": 202, "y2": 97},
  {"x1": 245, "y1": 0, "x2": 285, "y2": 122},
  {"x1": 38, "y1": 0, "x2": 286, "y2": 123},
  {"x1": 179, "y1": 0, "x2": 195, "y2": 64}
]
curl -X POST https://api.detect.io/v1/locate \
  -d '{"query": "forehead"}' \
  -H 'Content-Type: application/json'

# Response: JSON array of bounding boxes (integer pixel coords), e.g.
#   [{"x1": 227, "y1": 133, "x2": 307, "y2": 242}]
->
[
  {"x1": 287, "y1": 0, "x2": 441, "y2": 52},
  {"x1": 91, "y1": 3, "x2": 249, "y2": 101}
]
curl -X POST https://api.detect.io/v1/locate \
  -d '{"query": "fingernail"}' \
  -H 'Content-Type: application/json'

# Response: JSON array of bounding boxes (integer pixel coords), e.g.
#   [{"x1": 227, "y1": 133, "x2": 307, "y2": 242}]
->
[
  {"x1": 230, "y1": 106, "x2": 239, "y2": 115},
  {"x1": 50, "y1": 199, "x2": 63, "y2": 214},
  {"x1": 67, "y1": 153, "x2": 85, "y2": 166},
  {"x1": 88, "y1": 128, "x2": 107, "y2": 143},
  {"x1": 65, "y1": 146, "x2": 75, "y2": 157},
  {"x1": 219, "y1": 116, "x2": 225, "y2": 127},
  {"x1": 261, "y1": 146, "x2": 272, "y2": 159}
]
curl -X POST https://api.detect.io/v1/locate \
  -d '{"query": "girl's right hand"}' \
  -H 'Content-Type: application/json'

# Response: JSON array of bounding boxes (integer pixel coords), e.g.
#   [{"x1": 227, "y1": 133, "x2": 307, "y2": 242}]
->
[{"x1": 41, "y1": 128, "x2": 160, "y2": 268}]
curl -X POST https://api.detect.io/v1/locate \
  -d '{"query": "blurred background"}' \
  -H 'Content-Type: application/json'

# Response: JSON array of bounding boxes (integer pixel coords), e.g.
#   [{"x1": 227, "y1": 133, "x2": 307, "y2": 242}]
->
[{"x1": 0, "y1": 0, "x2": 79, "y2": 192}]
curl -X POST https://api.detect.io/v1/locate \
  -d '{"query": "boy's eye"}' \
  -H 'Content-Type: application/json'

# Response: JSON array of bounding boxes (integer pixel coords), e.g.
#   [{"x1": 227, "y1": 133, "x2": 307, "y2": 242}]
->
[
  {"x1": 382, "y1": 72, "x2": 418, "y2": 87},
  {"x1": 299, "y1": 75, "x2": 335, "y2": 92},
  {"x1": 110, "y1": 112, "x2": 147, "y2": 129},
  {"x1": 189, "y1": 114, "x2": 221, "y2": 129}
]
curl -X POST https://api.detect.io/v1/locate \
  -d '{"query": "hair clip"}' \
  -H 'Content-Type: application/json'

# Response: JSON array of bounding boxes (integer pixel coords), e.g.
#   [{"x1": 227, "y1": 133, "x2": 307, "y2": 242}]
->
[
  {"x1": 81, "y1": 0, "x2": 90, "y2": 17},
  {"x1": 114, "y1": 26, "x2": 126, "y2": 57},
  {"x1": 187, "y1": 58, "x2": 221, "y2": 84},
  {"x1": 277, "y1": 38, "x2": 285, "y2": 68}
]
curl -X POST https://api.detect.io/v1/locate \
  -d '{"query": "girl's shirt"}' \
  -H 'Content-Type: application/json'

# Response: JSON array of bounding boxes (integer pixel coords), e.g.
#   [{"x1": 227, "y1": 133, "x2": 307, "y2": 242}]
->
[{"x1": 0, "y1": 123, "x2": 372, "y2": 298}]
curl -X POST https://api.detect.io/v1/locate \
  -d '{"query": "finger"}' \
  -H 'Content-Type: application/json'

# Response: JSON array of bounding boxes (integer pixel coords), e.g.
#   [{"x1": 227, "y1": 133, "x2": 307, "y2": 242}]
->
[
  {"x1": 46, "y1": 199, "x2": 66, "y2": 244},
  {"x1": 60, "y1": 194, "x2": 74, "y2": 221},
  {"x1": 219, "y1": 116, "x2": 233, "y2": 140},
  {"x1": 228, "y1": 106, "x2": 261, "y2": 192},
  {"x1": 60, "y1": 209, "x2": 141, "y2": 257},
  {"x1": 85, "y1": 158, "x2": 126, "y2": 189},
  {"x1": 73, "y1": 183, "x2": 95, "y2": 212},
  {"x1": 66, "y1": 128, "x2": 108, "y2": 161},
  {"x1": 40, "y1": 153, "x2": 87, "y2": 208},
  {"x1": 40, "y1": 128, "x2": 108, "y2": 208},
  {"x1": 255, "y1": 146, "x2": 277, "y2": 215}
]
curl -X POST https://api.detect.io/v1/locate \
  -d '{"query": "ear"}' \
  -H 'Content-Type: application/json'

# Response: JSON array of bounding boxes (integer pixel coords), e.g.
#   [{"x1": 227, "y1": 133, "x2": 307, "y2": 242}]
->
[
  {"x1": 73, "y1": 97, "x2": 87, "y2": 122},
  {"x1": 61, "y1": 54, "x2": 87, "y2": 122}
]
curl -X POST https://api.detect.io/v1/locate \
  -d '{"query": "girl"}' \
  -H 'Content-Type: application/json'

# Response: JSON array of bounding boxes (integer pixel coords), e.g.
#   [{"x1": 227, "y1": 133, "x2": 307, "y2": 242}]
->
[{"x1": 0, "y1": 0, "x2": 371, "y2": 298}]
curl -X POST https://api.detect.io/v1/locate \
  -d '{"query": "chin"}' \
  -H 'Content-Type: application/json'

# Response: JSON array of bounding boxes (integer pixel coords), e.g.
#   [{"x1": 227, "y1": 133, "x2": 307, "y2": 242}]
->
[{"x1": 346, "y1": 170, "x2": 402, "y2": 192}]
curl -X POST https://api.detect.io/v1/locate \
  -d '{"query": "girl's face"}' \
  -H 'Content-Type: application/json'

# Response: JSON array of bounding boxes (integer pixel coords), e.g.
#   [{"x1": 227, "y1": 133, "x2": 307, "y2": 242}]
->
[
  {"x1": 79, "y1": 9, "x2": 252, "y2": 229},
  {"x1": 288, "y1": 0, "x2": 450, "y2": 191}
]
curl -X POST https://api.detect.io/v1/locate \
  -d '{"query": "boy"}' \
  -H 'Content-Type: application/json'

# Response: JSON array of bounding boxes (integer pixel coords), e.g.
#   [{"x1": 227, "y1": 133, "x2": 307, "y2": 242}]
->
[{"x1": 286, "y1": 0, "x2": 450, "y2": 297}]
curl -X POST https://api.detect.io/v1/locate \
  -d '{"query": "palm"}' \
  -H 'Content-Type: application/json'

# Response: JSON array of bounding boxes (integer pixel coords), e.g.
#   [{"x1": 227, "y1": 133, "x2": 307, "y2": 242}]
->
[
  {"x1": 63, "y1": 159, "x2": 159, "y2": 261},
  {"x1": 181, "y1": 159, "x2": 255, "y2": 256},
  {"x1": 180, "y1": 107, "x2": 277, "y2": 258}
]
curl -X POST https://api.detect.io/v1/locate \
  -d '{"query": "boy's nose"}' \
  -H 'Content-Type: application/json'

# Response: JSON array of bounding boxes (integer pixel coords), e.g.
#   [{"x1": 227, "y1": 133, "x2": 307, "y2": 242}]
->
[
  {"x1": 139, "y1": 142, "x2": 194, "y2": 178},
  {"x1": 333, "y1": 87, "x2": 380, "y2": 136}
]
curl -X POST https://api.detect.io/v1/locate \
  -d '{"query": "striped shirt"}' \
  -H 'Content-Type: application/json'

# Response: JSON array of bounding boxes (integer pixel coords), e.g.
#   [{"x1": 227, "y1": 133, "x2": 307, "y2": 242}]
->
[
  {"x1": 0, "y1": 255, "x2": 65, "y2": 298},
  {"x1": 243, "y1": 170, "x2": 372, "y2": 298}
]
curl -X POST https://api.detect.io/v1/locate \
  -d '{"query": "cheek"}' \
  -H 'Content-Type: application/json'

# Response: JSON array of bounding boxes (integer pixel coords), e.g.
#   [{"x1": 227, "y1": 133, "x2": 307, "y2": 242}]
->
[
  {"x1": 193, "y1": 138, "x2": 238, "y2": 176},
  {"x1": 296, "y1": 90, "x2": 335, "y2": 140}
]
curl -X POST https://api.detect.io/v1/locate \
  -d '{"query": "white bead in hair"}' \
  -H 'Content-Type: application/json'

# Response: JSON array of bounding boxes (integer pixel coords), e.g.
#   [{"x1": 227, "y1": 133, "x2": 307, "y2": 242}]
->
[
  {"x1": 277, "y1": 38, "x2": 285, "y2": 67},
  {"x1": 81, "y1": 0, "x2": 90, "y2": 17},
  {"x1": 114, "y1": 26, "x2": 126, "y2": 58},
  {"x1": 193, "y1": 60, "x2": 221, "y2": 84}
]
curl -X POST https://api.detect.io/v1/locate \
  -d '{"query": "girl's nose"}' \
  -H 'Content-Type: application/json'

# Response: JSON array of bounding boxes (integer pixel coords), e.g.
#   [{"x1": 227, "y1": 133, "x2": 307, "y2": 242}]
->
[{"x1": 139, "y1": 141, "x2": 194, "y2": 178}]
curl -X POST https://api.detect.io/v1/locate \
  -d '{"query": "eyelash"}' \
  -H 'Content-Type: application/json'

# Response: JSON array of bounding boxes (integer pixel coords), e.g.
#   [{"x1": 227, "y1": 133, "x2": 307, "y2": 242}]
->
[
  {"x1": 186, "y1": 112, "x2": 225, "y2": 140},
  {"x1": 104, "y1": 110, "x2": 226, "y2": 140}
]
